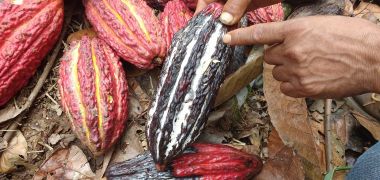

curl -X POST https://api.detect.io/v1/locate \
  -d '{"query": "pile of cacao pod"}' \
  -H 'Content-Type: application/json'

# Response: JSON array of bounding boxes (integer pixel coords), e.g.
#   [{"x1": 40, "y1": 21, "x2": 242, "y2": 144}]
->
[{"x1": 0, "y1": 0, "x2": 284, "y2": 178}]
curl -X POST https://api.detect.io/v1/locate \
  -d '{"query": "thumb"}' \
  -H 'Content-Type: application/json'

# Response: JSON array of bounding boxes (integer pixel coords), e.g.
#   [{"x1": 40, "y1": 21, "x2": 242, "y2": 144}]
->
[{"x1": 223, "y1": 21, "x2": 288, "y2": 45}]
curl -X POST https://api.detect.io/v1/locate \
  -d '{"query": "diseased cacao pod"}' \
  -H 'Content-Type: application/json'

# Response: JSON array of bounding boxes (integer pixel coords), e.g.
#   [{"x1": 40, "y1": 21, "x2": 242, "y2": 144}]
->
[
  {"x1": 160, "y1": 0, "x2": 193, "y2": 50},
  {"x1": 58, "y1": 36, "x2": 128, "y2": 156},
  {"x1": 147, "y1": 3, "x2": 232, "y2": 170},
  {"x1": 106, "y1": 143, "x2": 263, "y2": 180},
  {"x1": 0, "y1": 0, "x2": 63, "y2": 106},
  {"x1": 83, "y1": 0, "x2": 166, "y2": 69},
  {"x1": 172, "y1": 143, "x2": 263, "y2": 179},
  {"x1": 106, "y1": 151, "x2": 174, "y2": 179},
  {"x1": 246, "y1": 3, "x2": 284, "y2": 25}
]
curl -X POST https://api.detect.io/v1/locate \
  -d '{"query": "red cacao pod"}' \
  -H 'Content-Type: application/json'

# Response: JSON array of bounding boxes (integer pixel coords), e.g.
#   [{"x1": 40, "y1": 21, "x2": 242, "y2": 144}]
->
[
  {"x1": 0, "y1": 0, "x2": 63, "y2": 106},
  {"x1": 247, "y1": 3, "x2": 284, "y2": 25},
  {"x1": 182, "y1": 0, "x2": 197, "y2": 10},
  {"x1": 172, "y1": 143, "x2": 263, "y2": 179},
  {"x1": 83, "y1": 0, "x2": 166, "y2": 69},
  {"x1": 160, "y1": 0, "x2": 193, "y2": 49},
  {"x1": 58, "y1": 36, "x2": 128, "y2": 156}
]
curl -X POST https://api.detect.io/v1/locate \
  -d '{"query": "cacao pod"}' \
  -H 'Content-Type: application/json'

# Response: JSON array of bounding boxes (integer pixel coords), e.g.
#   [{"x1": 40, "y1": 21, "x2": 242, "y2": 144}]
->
[
  {"x1": 172, "y1": 143, "x2": 263, "y2": 179},
  {"x1": 106, "y1": 143, "x2": 263, "y2": 180},
  {"x1": 147, "y1": 3, "x2": 232, "y2": 170},
  {"x1": 160, "y1": 0, "x2": 193, "y2": 50},
  {"x1": 58, "y1": 36, "x2": 128, "y2": 156},
  {"x1": 0, "y1": 0, "x2": 63, "y2": 106},
  {"x1": 83, "y1": 0, "x2": 166, "y2": 69},
  {"x1": 246, "y1": 3, "x2": 285, "y2": 25},
  {"x1": 182, "y1": 0, "x2": 197, "y2": 10},
  {"x1": 106, "y1": 151, "x2": 174, "y2": 179}
]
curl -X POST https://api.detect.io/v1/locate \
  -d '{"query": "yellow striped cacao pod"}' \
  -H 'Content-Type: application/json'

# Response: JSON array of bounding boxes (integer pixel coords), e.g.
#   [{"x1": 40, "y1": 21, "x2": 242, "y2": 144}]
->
[
  {"x1": 83, "y1": 0, "x2": 166, "y2": 69},
  {"x1": 58, "y1": 36, "x2": 128, "y2": 156}
]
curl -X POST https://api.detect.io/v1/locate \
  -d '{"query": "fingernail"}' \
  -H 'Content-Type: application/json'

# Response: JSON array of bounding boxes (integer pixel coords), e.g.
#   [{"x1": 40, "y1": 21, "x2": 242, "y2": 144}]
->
[
  {"x1": 220, "y1": 12, "x2": 234, "y2": 25},
  {"x1": 223, "y1": 34, "x2": 231, "y2": 44}
]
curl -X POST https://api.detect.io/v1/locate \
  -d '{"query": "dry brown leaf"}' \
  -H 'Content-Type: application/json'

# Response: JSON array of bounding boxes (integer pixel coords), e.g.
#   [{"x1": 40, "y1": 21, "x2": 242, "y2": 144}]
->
[
  {"x1": 110, "y1": 122, "x2": 144, "y2": 164},
  {"x1": 128, "y1": 78, "x2": 151, "y2": 113},
  {"x1": 0, "y1": 104, "x2": 22, "y2": 124},
  {"x1": 33, "y1": 145, "x2": 95, "y2": 180},
  {"x1": 354, "y1": 2, "x2": 380, "y2": 19},
  {"x1": 96, "y1": 145, "x2": 115, "y2": 179},
  {"x1": 352, "y1": 111, "x2": 380, "y2": 140},
  {"x1": 214, "y1": 47, "x2": 264, "y2": 107},
  {"x1": 0, "y1": 130, "x2": 27, "y2": 173},
  {"x1": 128, "y1": 96, "x2": 144, "y2": 119},
  {"x1": 263, "y1": 63, "x2": 324, "y2": 179},
  {"x1": 255, "y1": 130, "x2": 305, "y2": 180},
  {"x1": 66, "y1": 28, "x2": 97, "y2": 44}
]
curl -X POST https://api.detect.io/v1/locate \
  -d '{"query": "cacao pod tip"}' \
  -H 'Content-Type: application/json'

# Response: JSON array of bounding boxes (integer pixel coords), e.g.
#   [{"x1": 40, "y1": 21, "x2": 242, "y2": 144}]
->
[
  {"x1": 153, "y1": 57, "x2": 164, "y2": 66},
  {"x1": 155, "y1": 163, "x2": 167, "y2": 172}
]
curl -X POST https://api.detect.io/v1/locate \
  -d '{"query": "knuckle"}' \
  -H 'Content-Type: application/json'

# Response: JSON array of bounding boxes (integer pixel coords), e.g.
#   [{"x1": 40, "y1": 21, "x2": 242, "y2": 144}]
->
[
  {"x1": 250, "y1": 25, "x2": 264, "y2": 42},
  {"x1": 285, "y1": 46, "x2": 303, "y2": 63}
]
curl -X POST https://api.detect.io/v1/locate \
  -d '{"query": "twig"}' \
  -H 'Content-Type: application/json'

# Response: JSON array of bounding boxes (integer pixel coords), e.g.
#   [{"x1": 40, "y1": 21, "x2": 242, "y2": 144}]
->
[
  {"x1": 1, "y1": 2, "x2": 75, "y2": 143},
  {"x1": 324, "y1": 99, "x2": 333, "y2": 172},
  {"x1": 38, "y1": 142, "x2": 54, "y2": 151},
  {"x1": 45, "y1": 92, "x2": 59, "y2": 105},
  {"x1": 27, "y1": 150, "x2": 45, "y2": 154}
]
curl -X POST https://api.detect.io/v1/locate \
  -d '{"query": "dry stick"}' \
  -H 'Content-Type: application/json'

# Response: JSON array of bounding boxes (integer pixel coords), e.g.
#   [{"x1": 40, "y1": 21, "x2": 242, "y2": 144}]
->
[
  {"x1": 2, "y1": 4, "x2": 75, "y2": 143},
  {"x1": 324, "y1": 99, "x2": 333, "y2": 172}
]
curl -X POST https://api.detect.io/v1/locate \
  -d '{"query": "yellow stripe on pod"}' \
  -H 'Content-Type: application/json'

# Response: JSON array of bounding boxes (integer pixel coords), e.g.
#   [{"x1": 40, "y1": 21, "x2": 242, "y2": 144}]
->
[
  {"x1": 121, "y1": 0, "x2": 152, "y2": 42},
  {"x1": 91, "y1": 41, "x2": 105, "y2": 141},
  {"x1": 71, "y1": 44, "x2": 92, "y2": 142}
]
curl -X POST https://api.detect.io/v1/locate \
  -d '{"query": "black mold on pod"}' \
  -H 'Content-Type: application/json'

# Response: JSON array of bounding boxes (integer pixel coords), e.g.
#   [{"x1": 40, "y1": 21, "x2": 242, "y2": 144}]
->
[{"x1": 146, "y1": 3, "x2": 232, "y2": 170}]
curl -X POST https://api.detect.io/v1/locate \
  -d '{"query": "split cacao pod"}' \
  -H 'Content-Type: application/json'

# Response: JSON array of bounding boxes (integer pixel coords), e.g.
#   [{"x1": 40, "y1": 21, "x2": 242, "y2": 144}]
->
[
  {"x1": 160, "y1": 0, "x2": 193, "y2": 50},
  {"x1": 147, "y1": 3, "x2": 232, "y2": 170},
  {"x1": 0, "y1": 0, "x2": 63, "y2": 106},
  {"x1": 58, "y1": 36, "x2": 128, "y2": 156},
  {"x1": 83, "y1": 0, "x2": 166, "y2": 69},
  {"x1": 246, "y1": 3, "x2": 285, "y2": 25},
  {"x1": 106, "y1": 143, "x2": 263, "y2": 179}
]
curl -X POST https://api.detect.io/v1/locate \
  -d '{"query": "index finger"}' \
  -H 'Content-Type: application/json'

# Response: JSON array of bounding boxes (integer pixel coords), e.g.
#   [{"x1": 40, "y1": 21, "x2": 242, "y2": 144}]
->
[{"x1": 223, "y1": 21, "x2": 288, "y2": 45}]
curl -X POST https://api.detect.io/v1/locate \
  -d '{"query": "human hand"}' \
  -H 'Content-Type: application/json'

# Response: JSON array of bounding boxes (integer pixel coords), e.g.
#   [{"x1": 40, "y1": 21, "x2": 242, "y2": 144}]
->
[
  {"x1": 195, "y1": 0, "x2": 281, "y2": 25},
  {"x1": 223, "y1": 16, "x2": 380, "y2": 98}
]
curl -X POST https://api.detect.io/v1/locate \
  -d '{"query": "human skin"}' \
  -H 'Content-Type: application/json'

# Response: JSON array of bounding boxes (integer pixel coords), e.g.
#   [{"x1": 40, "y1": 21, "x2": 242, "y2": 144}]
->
[{"x1": 197, "y1": 1, "x2": 380, "y2": 99}]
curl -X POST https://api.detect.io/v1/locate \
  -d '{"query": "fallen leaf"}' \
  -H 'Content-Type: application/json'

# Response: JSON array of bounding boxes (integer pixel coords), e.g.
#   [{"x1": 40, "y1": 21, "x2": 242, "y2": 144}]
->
[
  {"x1": 263, "y1": 63, "x2": 324, "y2": 179},
  {"x1": 48, "y1": 134, "x2": 63, "y2": 146},
  {"x1": 352, "y1": 111, "x2": 380, "y2": 140},
  {"x1": 33, "y1": 145, "x2": 95, "y2": 180},
  {"x1": 354, "y1": 1, "x2": 380, "y2": 20},
  {"x1": 110, "y1": 122, "x2": 144, "y2": 164},
  {"x1": 255, "y1": 130, "x2": 305, "y2": 180},
  {"x1": 0, "y1": 131, "x2": 28, "y2": 173},
  {"x1": 214, "y1": 46, "x2": 264, "y2": 107},
  {"x1": 128, "y1": 96, "x2": 144, "y2": 119},
  {"x1": 128, "y1": 78, "x2": 151, "y2": 113},
  {"x1": 96, "y1": 145, "x2": 115, "y2": 179},
  {"x1": 66, "y1": 28, "x2": 97, "y2": 44}
]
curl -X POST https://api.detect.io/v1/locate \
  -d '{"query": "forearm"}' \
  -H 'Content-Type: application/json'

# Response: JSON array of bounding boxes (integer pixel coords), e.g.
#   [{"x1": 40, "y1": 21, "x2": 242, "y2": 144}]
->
[{"x1": 366, "y1": 27, "x2": 380, "y2": 93}]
